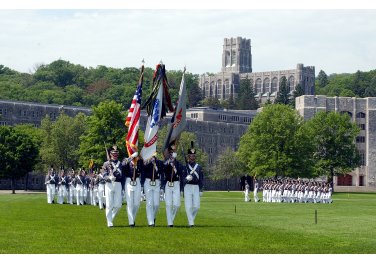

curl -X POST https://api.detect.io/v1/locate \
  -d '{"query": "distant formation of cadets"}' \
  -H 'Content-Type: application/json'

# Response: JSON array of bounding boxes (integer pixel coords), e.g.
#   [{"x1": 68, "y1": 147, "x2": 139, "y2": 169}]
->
[
  {"x1": 260, "y1": 178, "x2": 333, "y2": 204},
  {"x1": 44, "y1": 142, "x2": 204, "y2": 228}
]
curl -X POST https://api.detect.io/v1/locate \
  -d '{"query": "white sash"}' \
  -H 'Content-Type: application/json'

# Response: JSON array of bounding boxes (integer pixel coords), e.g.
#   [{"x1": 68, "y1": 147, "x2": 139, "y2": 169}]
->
[{"x1": 188, "y1": 163, "x2": 199, "y2": 179}]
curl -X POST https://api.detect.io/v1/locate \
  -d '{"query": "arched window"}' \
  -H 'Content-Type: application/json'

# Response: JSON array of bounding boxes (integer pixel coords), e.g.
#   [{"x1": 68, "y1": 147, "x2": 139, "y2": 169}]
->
[
  {"x1": 225, "y1": 51, "x2": 231, "y2": 66},
  {"x1": 210, "y1": 81, "x2": 215, "y2": 97},
  {"x1": 224, "y1": 79, "x2": 231, "y2": 99},
  {"x1": 356, "y1": 112, "x2": 366, "y2": 118},
  {"x1": 271, "y1": 77, "x2": 278, "y2": 93},
  {"x1": 263, "y1": 78, "x2": 270, "y2": 93},
  {"x1": 204, "y1": 81, "x2": 209, "y2": 97},
  {"x1": 255, "y1": 78, "x2": 262, "y2": 94},
  {"x1": 340, "y1": 111, "x2": 353, "y2": 118},
  {"x1": 249, "y1": 78, "x2": 254, "y2": 89},
  {"x1": 217, "y1": 80, "x2": 222, "y2": 99},
  {"x1": 288, "y1": 76, "x2": 295, "y2": 92}
]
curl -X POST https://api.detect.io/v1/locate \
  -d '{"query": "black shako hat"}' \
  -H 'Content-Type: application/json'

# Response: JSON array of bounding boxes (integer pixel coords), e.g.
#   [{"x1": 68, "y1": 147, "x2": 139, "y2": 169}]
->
[{"x1": 187, "y1": 141, "x2": 196, "y2": 155}]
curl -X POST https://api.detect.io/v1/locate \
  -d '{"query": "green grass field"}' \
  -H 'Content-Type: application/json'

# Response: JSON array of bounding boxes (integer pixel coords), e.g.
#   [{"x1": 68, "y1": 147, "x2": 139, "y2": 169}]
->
[{"x1": 0, "y1": 191, "x2": 375, "y2": 254}]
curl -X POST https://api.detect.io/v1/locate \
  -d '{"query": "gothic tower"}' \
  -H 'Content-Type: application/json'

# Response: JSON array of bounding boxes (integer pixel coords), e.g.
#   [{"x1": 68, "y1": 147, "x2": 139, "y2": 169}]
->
[{"x1": 221, "y1": 37, "x2": 252, "y2": 74}]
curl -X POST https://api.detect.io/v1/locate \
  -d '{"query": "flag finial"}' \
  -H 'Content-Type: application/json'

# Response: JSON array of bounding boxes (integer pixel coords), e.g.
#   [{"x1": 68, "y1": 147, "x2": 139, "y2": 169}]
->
[{"x1": 142, "y1": 58, "x2": 145, "y2": 65}]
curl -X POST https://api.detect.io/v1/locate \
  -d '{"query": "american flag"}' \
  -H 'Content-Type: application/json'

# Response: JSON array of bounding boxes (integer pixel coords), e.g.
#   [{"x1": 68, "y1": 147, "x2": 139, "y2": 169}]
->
[{"x1": 125, "y1": 67, "x2": 143, "y2": 157}]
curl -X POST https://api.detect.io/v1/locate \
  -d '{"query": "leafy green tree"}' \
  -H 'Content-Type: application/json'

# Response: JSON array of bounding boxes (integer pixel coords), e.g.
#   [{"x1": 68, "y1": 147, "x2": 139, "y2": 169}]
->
[
  {"x1": 39, "y1": 113, "x2": 87, "y2": 171},
  {"x1": 212, "y1": 147, "x2": 244, "y2": 181},
  {"x1": 237, "y1": 104, "x2": 314, "y2": 179},
  {"x1": 274, "y1": 76, "x2": 290, "y2": 105},
  {"x1": 305, "y1": 111, "x2": 360, "y2": 188},
  {"x1": 0, "y1": 125, "x2": 39, "y2": 193},
  {"x1": 78, "y1": 101, "x2": 127, "y2": 169},
  {"x1": 202, "y1": 97, "x2": 222, "y2": 109},
  {"x1": 317, "y1": 70, "x2": 329, "y2": 88}
]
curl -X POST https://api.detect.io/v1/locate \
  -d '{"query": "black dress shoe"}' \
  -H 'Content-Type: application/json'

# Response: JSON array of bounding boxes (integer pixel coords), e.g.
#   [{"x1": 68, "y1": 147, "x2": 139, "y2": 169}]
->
[
  {"x1": 148, "y1": 224, "x2": 155, "y2": 227},
  {"x1": 129, "y1": 224, "x2": 135, "y2": 228},
  {"x1": 189, "y1": 225, "x2": 195, "y2": 228},
  {"x1": 168, "y1": 225, "x2": 173, "y2": 227}
]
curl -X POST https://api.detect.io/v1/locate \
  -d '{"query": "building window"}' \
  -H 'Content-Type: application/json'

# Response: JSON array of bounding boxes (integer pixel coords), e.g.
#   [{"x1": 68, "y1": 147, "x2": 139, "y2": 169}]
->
[
  {"x1": 219, "y1": 115, "x2": 227, "y2": 121},
  {"x1": 288, "y1": 76, "x2": 295, "y2": 92},
  {"x1": 224, "y1": 79, "x2": 231, "y2": 95},
  {"x1": 356, "y1": 136, "x2": 365, "y2": 143},
  {"x1": 341, "y1": 111, "x2": 352, "y2": 118},
  {"x1": 255, "y1": 78, "x2": 262, "y2": 94},
  {"x1": 191, "y1": 113, "x2": 198, "y2": 119},
  {"x1": 271, "y1": 77, "x2": 278, "y2": 93},
  {"x1": 263, "y1": 78, "x2": 270, "y2": 93},
  {"x1": 208, "y1": 158, "x2": 213, "y2": 164},
  {"x1": 0, "y1": 121, "x2": 7, "y2": 126},
  {"x1": 360, "y1": 152, "x2": 365, "y2": 166},
  {"x1": 359, "y1": 176, "x2": 364, "y2": 186},
  {"x1": 243, "y1": 117, "x2": 251, "y2": 123},
  {"x1": 356, "y1": 112, "x2": 366, "y2": 118},
  {"x1": 358, "y1": 124, "x2": 365, "y2": 130},
  {"x1": 21, "y1": 110, "x2": 27, "y2": 117}
]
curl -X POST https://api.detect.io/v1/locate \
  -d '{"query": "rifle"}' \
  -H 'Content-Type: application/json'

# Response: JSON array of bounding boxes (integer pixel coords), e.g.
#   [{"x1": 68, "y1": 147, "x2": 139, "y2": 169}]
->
[{"x1": 103, "y1": 142, "x2": 115, "y2": 183}]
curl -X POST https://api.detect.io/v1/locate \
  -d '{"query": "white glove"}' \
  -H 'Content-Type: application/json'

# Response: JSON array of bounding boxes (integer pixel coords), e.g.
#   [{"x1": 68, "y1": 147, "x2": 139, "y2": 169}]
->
[
  {"x1": 172, "y1": 152, "x2": 177, "y2": 158},
  {"x1": 160, "y1": 189, "x2": 164, "y2": 195},
  {"x1": 186, "y1": 175, "x2": 193, "y2": 181},
  {"x1": 199, "y1": 191, "x2": 203, "y2": 197},
  {"x1": 110, "y1": 175, "x2": 116, "y2": 182}
]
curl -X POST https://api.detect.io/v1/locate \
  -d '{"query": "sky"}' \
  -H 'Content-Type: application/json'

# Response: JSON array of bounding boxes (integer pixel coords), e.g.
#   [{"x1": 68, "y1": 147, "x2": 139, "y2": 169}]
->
[{"x1": 1, "y1": 1, "x2": 376, "y2": 76}]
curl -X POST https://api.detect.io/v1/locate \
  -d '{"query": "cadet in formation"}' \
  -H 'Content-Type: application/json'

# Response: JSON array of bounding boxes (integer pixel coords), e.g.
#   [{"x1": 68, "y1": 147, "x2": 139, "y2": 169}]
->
[
  {"x1": 102, "y1": 145, "x2": 126, "y2": 227},
  {"x1": 183, "y1": 143, "x2": 204, "y2": 227},
  {"x1": 163, "y1": 143, "x2": 184, "y2": 227},
  {"x1": 45, "y1": 166, "x2": 57, "y2": 204}
]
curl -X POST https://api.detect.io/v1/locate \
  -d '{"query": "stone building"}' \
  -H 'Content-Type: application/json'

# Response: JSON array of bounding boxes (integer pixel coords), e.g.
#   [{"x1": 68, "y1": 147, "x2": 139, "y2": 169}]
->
[
  {"x1": 199, "y1": 37, "x2": 316, "y2": 104},
  {"x1": 296, "y1": 95, "x2": 376, "y2": 192},
  {"x1": 0, "y1": 99, "x2": 92, "y2": 127}
]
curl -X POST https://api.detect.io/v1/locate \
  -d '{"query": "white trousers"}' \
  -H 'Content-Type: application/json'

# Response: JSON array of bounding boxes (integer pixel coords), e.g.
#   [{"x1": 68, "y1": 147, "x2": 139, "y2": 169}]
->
[
  {"x1": 244, "y1": 189, "x2": 250, "y2": 202},
  {"x1": 144, "y1": 178, "x2": 161, "y2": 225},
  {"x1": 184, "y1": 184, "x2": 200, "y2": 226},
  {"x1": 68, "y1": 185, "x2": 75, "y2": 204},
  {"x1": 46, "y1": 184, "x2": 56, "y2": 204},
  {"x1": 105, "y1": 181, "x2": 122, "y2": 227},
  {"x1": 58, "y1": 186, "x2": 68, "y2": 204},
  {"x1": 76, "y1": 184, "x2": 84, "y2": 205},
  {"x1": 165, "y1": 181, "x2": 181, "y2": 226},
  {"x1": 125, "y1": 177, "x2": 141, "y2": 225},
  {"x1": 97, "y1": 184, "x2": 105, "y2": 209},
  {"x1": 253, "y1": 189, "x2": 259, "y2": 202}
]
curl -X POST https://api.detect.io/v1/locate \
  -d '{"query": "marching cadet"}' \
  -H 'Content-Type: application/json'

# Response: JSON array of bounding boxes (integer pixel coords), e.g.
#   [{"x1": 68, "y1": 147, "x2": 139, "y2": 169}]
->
[
  {"x1": 163, "y1": 143, "x2": 184, "y2": 227},
  {"x1": 142, "y1": 155, "x2": 164, "y2": 227},
  {"x1": 244, "y1": 181, "x2": 250, "y2": 202},
  {"x1": 102, "y1": 144, "x2": 126, "y2": 228},
  {"x1": 45, "y1": 166, "x2": 57, "y2": 204},
  {"x1": 97, "y1": 168, "x2": 106, "y2": 210},
  {"x1": 183, "y1": 142, "x2": 204, "y2": 227},
  {"x1": 124, "y1": 152, "x2": 143, "y2": 227},
  {"x1": 67, "y1": 169, "x2": 76, "y2": 205},
  {"x1": 57, "y1": 167, "x2": 68, "y2": 204},
  {"x1": 253, "y1": 177, "x2": 260, "y2": 202},
  {"x1": 75, "y1": 168, "x2": 85, "y2": 205}
]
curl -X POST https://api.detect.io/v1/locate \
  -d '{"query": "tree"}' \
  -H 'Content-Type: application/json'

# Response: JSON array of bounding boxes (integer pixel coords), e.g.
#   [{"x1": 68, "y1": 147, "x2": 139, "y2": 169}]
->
[
  {"x1": 291, "y1": 83, "x2": 305, "y2": 108},
  {"x1": 304, "y1": 111, "x2": 360, "y2": 189},
  {"x1": 274, "y1": 76, "x2": 290, "y2": 105},
  {"x1": 212, "y1": 147, "x2": 244, "y2": 191},
  {"x1": 39, "y1": 112, "x2": 87, "y2": 171},
  {"x1": 237, "y1": 77, "x2": 258, "y2": 110},
  {"x1": 317, "y1": 70, "x2": 329, "y2": 88},
  {"x1": 0, "y1": 125, "x2": 39, "y2": 193},
  {"x1": 78, "y1": 100, "x2": 127, "y2": 169},
  {"x1": 237, "y1": 104, "x2": 314, "y2": 179}
]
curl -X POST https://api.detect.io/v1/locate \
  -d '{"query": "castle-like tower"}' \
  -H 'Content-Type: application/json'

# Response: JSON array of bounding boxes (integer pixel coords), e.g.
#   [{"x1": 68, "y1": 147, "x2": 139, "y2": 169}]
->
[
  {"x1": 222, "y1": 37, "x2": 252, "y2": 73},
  {"x1": 199, "y1": 37, "x2": 315, "y2": 103}
]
